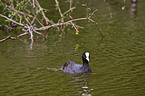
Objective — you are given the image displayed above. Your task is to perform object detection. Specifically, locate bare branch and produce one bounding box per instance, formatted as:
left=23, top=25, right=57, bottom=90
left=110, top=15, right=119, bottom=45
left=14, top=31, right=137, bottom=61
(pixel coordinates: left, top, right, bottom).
left=13, top=9, right=33, bottom=18
left=35, top=0, right=52, bottom=24
left=55, top=0, right=63, bottom=18
left=70, top=21, right=78, bottom=32
left=88, top=9, right=98, bottom=18
left=63, top=7, right=76, bottom=16
left=35, top=17, right=87, bottom=30
left=0, top=14, right=25, bottom=27
left=0, top=0, right=98, bottom=47
left=55, top=0, right=64, bottom=24
left=0, top=35, right=16, bottom=42
left=17, top=32, right=28, bottom=38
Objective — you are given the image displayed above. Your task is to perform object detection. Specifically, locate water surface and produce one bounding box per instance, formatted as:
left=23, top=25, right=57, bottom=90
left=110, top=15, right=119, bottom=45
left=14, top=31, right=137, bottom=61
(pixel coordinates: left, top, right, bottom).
left=0, top=0, right=145, bottom=96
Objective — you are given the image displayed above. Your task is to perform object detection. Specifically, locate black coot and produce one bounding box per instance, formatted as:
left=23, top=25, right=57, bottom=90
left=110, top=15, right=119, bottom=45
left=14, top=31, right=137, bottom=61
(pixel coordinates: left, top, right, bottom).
left=61, top=52, right=92, bottom=74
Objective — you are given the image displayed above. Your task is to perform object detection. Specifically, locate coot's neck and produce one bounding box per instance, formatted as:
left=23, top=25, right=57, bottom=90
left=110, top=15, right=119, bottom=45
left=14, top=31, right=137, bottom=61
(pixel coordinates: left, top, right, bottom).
left=82, top=59, right=92, bottom=72
left=83, top=59, right=89, bottom=65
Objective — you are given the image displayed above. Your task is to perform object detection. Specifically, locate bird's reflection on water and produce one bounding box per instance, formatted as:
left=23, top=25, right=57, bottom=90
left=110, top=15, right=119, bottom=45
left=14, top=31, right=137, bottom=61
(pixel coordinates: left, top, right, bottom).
left=67, top=73, right=94, bottom=96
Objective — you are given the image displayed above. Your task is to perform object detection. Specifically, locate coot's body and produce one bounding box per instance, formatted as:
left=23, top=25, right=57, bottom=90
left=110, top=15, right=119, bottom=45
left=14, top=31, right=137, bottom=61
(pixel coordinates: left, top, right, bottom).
left=61, top=52, right=92, bottom=74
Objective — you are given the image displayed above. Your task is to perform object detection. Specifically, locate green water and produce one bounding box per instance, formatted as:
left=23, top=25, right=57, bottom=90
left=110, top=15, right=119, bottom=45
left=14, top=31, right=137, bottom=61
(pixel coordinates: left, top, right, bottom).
left=0, top=0, right=145, bottom=96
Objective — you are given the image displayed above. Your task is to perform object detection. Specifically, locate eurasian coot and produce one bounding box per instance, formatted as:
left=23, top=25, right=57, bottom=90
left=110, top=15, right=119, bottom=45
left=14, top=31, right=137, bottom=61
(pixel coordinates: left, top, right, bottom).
left=61, top=52, right=92, bottom=74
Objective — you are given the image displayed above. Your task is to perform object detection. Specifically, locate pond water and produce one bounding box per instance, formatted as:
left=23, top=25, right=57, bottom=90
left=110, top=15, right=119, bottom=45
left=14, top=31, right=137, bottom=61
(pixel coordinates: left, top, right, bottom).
left=0, top=0, right=145, bottom=96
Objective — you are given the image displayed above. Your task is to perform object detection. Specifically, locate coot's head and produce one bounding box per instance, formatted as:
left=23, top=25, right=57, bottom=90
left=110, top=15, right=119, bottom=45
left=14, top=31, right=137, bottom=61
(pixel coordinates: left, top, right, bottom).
left=82, top=52, right=90, bottom=64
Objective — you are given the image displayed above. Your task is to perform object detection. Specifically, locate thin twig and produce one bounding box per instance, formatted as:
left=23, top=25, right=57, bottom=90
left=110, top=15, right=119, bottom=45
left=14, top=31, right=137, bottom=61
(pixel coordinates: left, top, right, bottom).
left=13, top=9, right=33, bottom=18
left=55, top=0, right=63, bottom=17
left=88, top=9, right=98, bottom=18
left=70, top=21, right=78, bottom=32
left=35, top=0, right=52, bottom=24
left=55, top=0, right=64, bottom=24
left=0, top=35, right=16, bottom=42
left=35, top=17, right=87, bottom=30
left=88, top=17, right=104, bottom=40
left=17, top=32, right=28, bottom=38
left=63, top=7, right=75, bottom=16
left=0, top=14, right=25, bottom=27
left=0, top=35, right=11, bottom=42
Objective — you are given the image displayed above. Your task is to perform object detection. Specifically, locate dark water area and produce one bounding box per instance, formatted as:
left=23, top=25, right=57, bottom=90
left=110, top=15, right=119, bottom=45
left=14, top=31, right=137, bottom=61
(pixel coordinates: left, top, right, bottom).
left=0, top=0, right=145, bottom=96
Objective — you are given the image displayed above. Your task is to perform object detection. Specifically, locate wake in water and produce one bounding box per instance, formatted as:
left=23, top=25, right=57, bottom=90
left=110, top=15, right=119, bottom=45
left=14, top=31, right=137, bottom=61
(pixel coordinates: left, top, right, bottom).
left=46, top=67, right=61, bottom=71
